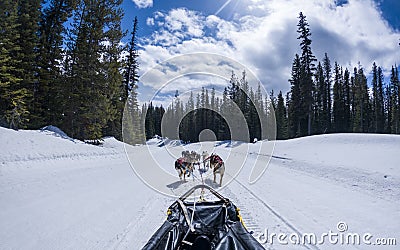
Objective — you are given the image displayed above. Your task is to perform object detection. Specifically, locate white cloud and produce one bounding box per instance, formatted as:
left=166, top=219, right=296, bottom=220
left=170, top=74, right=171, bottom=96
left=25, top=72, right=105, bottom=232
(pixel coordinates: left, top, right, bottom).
left=146, top=17, right=155, bottom=26
left=132, top=0, right=152, bottom=9
left=137, top=0, right=400, bottom=104
left=147, top=8, right=205, bottom=45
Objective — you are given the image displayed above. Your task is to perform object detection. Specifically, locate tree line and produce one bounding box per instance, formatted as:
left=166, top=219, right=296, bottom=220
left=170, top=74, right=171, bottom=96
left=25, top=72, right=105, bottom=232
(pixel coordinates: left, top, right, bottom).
left=141, top=73, right=275, bottom=144
left=143, top=12, right=400, bottom=142
left=1, top=3, right=399, bottom=143
left=281, top=12, right=400, bottom=139
left=0, top=0, right=140, bottom=142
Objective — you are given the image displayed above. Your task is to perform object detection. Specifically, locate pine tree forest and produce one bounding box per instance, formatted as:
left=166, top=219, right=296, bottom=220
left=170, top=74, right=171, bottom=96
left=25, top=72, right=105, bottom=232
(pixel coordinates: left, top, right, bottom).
left=1, top=3, right=399, bottom=144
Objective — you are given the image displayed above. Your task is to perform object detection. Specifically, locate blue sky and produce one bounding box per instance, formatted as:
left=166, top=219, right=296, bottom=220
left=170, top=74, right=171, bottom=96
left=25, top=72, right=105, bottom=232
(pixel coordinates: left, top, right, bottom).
left=119, top=0, right=400, bottom=105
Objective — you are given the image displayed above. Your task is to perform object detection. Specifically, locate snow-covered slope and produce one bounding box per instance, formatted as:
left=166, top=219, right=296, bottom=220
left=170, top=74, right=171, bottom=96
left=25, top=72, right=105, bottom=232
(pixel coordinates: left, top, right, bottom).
left=0, top=126, right=122, bottom=163
left=0, top=127, right=399, bottom=249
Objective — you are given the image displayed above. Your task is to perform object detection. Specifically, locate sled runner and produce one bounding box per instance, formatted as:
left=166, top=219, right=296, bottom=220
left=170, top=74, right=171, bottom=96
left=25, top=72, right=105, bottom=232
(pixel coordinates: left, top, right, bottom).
left=142, top=184, right=264, bottom=250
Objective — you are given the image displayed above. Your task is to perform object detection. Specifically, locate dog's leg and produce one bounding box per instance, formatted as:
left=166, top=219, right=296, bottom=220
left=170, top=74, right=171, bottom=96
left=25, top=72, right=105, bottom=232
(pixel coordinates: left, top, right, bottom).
left=220, top=164, right=225, bottom=186
left=187, top=165, right=191, bottom=177
left=213, top=168, right=216, bottom=183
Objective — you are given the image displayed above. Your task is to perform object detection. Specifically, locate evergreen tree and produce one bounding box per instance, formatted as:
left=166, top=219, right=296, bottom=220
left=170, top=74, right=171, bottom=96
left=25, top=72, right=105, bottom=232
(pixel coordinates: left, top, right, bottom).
left=255, top=83, right=264, bottom=114
left=239, top=70, right=250, bottom=118
left=376, top=65, right=385, bottom=133
left=371, top=62, right=378, bottom=132
left=144, top=102, right=155, bottom=139
left=297, top=12, right=316, bottom=135
left=275, top=91, right=288, bottom=139
left=124, top=16, right=139, bottom=103
left=248, top=87, right=259, bottom=141
left=269, top=90, right=276, bottom=110
left=322, top=53, right=332, bottom=132
left=343, top=68, right=351, bottom=132
left=384, top=82, right=392, bottom=133
left=154, top=105, right=164, bottom=137
left=37, top=0, right=78, bottom=127
left=195, top=92, right=202, bottom=138
left=389, top=66, right=399, bottom=133
left=63, top=0, right=124, bottom=141
left=0, top=0, right=29, bottom=129
left=102, top=0, right=125, bottom=139
left=120, top=16, right=141, bottom=142
left=314, top=62, right=325, bottom=133
left=352, top=66, right=370, bottom=133
left=220, top=88, right=230, bottom=139
left=183, top=91, right=195, bottom=142
left=288, top=54, right=302, bottom=137
left=226, top=71, right=239, bottom=102
left=210, top=87, right=217, bottom=137
left=16, top=0, right=41, bottom=127
left=332, top=62, right=345, bottom=132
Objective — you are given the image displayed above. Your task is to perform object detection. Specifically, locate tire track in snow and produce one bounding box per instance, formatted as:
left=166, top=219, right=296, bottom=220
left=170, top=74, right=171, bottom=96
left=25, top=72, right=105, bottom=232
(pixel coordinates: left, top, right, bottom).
left=269, top=156, right=400, bottom=202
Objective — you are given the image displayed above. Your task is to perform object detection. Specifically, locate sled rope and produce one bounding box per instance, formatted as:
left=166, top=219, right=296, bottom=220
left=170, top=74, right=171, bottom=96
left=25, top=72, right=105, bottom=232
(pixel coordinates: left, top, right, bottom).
left=199, top=164, right=206, bottom=201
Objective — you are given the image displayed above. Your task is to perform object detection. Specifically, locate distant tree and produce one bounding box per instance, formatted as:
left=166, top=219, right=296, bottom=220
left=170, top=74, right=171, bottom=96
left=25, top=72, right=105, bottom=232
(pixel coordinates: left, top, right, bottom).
left=255, top=83, right=264, bottom=114
left=220, top=88, right=230, bottom=139
left=371, top=63, right=385, bottom=133
left=389, top=66, right=400, bottom=133
left=269, top=90, right=276, bottom=110
left=352, top=66, right=370, bottom=132
left=182, top=91, right=195, bottom=142
left=144, top=102, right=155, bottom=139
left=332, top=62, right=345, bottom=132
left=247, top=87, right=260, bottom=141
left=343, top=68, right=351, bottom=132
left=384, top=82, right=392, bottom=133
left=226, top=71, right=239, bottom=102
left=322, top=53, right=332, bottom=132
left=288, top=54, right=302, bottom=137
left=239, top=70, right=250, bottom=119
left=314, top=62, right=325, bottom=133
left=275, top=91, right=288, bottom=139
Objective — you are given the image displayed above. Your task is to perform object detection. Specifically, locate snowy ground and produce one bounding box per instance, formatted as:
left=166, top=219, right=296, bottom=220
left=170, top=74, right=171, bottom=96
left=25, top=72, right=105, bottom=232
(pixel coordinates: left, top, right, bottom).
left=0, top=126, right=399, bottom=249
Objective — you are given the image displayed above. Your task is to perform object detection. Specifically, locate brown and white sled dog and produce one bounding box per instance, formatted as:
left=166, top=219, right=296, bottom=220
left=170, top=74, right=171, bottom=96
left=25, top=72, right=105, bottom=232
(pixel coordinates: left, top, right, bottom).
left=175, top=157, right=193, bottom=181
left=209, top=154, right=225, bottom=186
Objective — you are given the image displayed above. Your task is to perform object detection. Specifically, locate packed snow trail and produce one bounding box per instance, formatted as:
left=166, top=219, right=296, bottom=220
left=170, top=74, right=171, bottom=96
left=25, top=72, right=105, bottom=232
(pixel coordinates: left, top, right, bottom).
left=0, top=127, right=399, bottom=249
left=221, top=176, right=319, bottom=250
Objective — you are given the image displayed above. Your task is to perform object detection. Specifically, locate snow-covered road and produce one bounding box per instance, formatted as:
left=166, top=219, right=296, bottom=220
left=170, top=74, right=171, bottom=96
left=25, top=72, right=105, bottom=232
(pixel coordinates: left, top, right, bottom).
left=0, top=127, right=399, bottom=249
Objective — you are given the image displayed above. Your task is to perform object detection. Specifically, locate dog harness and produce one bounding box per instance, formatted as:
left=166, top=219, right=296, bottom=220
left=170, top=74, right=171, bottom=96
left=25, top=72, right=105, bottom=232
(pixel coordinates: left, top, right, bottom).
left=210, top=155, right=223, bottom=171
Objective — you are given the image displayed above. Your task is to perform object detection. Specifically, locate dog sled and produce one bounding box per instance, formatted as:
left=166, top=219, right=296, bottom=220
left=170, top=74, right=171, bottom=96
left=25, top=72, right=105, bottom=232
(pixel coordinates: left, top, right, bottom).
left=142, top=184, right=264, bottom=250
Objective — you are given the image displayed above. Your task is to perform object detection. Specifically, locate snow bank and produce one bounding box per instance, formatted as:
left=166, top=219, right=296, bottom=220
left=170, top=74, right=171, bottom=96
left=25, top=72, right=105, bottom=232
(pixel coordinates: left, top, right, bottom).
left=0, top=126, right=124, bottom=164
left=276, top=133, right=400, bottom=177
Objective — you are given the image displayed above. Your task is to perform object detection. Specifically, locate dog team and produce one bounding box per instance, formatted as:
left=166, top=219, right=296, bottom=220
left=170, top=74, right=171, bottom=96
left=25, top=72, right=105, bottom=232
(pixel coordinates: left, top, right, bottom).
left=174, top=150, right=225, bottom=186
